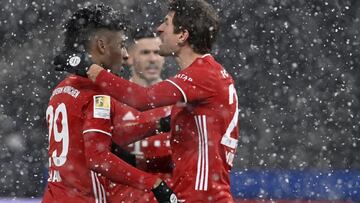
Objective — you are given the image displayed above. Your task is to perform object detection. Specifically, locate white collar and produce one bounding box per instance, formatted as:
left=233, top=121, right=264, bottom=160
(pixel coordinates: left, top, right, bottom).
left=201, top=53, right=211, bottom=58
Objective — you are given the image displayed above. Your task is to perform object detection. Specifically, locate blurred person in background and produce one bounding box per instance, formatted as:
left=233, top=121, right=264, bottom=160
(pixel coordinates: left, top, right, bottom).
left=45, top=4, right=177, bottom=203
left=109, top=26, right=173, bottom=203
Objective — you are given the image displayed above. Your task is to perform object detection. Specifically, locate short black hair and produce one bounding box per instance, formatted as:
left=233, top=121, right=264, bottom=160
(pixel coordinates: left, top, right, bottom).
left=64, top=4, right=128, bottom=52
left=132, top=25, right=156, bottom=41
left=169, top=0, right=219, bottom=54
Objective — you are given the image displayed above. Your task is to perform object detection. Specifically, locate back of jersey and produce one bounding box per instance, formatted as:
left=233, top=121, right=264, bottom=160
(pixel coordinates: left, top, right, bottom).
left=43, top=75, right=103, bottom=202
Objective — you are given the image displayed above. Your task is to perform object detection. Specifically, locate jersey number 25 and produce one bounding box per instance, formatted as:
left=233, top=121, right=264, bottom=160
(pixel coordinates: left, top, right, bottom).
left=221, top=84, right=239, bottom=167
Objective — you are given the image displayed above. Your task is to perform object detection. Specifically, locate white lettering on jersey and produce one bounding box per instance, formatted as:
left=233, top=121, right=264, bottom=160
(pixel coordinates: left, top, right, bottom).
left=221, top=69, right=229, bottom=79
left=174, top=73, right=193, bottom=82
left=154, top=140, right=161, bottom=147
left=175, top=125, right=180, bottom=132
left=221, top=84, right=239, bottom=149
left=141, top=140, right=149, bottom=147
left=50, top=86, right=80, bottom=99
left=132, top=141, right=144, bottom=156
left=48, top=169, right=62, bottom=182
left=93, top=95, right=111, bottom=119
left=221, top=84, right=239, bottom=167
left=165, top=140, right=171, bottom=147
left=225, top=151, right=235, bottom=167
left=47, top=103, right=69, bottom=167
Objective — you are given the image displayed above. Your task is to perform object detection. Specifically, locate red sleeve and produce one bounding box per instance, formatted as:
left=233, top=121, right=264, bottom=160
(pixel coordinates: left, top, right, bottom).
left=165, top=67, right=217, bottom=103
left=83, top=132, right=158, bottom=191
left=82, top=95, right=113, bottom=136
left=111, top=103, right=170, bottom=146
left=95, top=70, right=183, bottom=110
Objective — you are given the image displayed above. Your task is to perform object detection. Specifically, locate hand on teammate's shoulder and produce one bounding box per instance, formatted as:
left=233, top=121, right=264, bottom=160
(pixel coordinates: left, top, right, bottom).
left=53, top=50, right=93, bottom=77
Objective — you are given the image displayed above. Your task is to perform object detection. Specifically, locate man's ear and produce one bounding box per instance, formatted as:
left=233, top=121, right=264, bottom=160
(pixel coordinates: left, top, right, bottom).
left=126, top=55, right=134, bottom=66
left=178, top=29, right=189, bottom=45
left=96, top=38, right=106, bottom=54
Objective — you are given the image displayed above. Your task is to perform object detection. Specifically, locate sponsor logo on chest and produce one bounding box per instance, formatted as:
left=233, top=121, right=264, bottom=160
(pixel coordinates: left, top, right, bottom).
left=174, top=73, right=193, bottom=82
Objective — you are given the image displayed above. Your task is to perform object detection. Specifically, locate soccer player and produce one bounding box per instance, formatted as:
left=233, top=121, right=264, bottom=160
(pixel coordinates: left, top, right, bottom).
left=43, top=4, right=177, bottom=203
left=55, top=0, right=239, bottom=202
left=109, top=27, right=173, bottom=203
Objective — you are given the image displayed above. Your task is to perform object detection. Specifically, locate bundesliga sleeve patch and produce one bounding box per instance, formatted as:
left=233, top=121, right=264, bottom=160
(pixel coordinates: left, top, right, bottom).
left=93, top=95, right=111, bottom=119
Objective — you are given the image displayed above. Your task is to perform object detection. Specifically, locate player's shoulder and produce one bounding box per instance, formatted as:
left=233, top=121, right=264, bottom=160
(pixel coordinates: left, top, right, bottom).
left=189, top=55, right=234, bottom=82
left=50, top=75, right=101, bottom=102
left=60, top=75, right=96, bottom=87
left=174, top=54, right=216, bottom=80
left=204, top=55, right=235, bottom=83
left=189, top=55, right=224, bottom=74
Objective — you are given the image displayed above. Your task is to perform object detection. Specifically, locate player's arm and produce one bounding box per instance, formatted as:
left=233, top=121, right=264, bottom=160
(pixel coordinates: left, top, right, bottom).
left=84, top=133, right=177, bottom=203
left=82, top=96, right=159, bottom=190
left=111, top=104, right=171, bottom=147
left=83, top=96, right=177, bottom=202
left=90, top=65, right=183, bottom=110
left=53, top=52, right=181, bottom=109
left=83, top=131, right=158, bottom=191
left=54, top=55, right=212, bottom=110
left=111, top=105, right=172, bottom=170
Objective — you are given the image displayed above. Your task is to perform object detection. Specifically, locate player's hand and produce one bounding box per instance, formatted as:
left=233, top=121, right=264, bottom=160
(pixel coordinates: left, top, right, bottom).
left=53, top=50, right=93, bottom=77
left=152, top=180, right=178, bottom=203
left=159, top=115, right=171, bottom=132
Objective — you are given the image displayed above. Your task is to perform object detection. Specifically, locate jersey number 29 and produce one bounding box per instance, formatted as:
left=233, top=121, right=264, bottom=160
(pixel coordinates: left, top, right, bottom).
left=46, top=103, right=69, bottom=167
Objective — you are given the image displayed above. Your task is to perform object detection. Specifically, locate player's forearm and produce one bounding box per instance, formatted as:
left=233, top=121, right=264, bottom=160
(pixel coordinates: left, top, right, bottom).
left=88, top=151, right=159, bottom=191
left=94, top=68, right=182, bottom=110
left=114, top=107, right=170, bottom=145
left=84, top=132, right=159, bottom=191
left=112, top=107, right=171, bottom=146
left=112, top=119, right=159, bottom=147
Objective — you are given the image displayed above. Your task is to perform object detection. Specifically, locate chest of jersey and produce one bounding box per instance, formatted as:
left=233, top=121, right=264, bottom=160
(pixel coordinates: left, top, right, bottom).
left=126, top=133, right=171, bottom=157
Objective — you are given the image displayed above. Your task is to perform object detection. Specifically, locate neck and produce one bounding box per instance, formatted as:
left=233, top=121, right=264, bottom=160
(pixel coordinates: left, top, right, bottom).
left=130, top=75, right=162, bottom=87
left=89, top=50, right=108, bottom=70
left=175, top=46, right=204, bottom=70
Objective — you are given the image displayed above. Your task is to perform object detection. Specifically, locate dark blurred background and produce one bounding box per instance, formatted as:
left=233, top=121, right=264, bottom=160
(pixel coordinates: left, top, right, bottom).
left=0, top=0, right=359, bottom=198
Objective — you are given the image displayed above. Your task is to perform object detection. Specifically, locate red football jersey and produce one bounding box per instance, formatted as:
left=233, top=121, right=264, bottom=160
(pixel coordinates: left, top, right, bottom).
left=127, top=132, right=171, bottom=158
left=165, top=54, right=239, bottom=202
left=42, top=75, right=159, bottom=203
left=94, top=54, right=239, bottom=202
left=108, top=107, right=172, bottom=203
left=107, top=172, right=172, bottom=203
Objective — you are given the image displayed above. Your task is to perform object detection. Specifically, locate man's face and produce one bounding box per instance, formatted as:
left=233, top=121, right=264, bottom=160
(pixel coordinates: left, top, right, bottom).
left=156, top=11, right=181, bottom=56
left=103, top=31, right=128, bottom=73
left=129, top=37, right=165, bottom=81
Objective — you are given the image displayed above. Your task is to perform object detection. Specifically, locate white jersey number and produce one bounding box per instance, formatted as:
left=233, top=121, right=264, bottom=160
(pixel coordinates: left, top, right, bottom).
left=46, top=103, right=69, bottom=167
left=221, top=84, right=239, bottom=166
